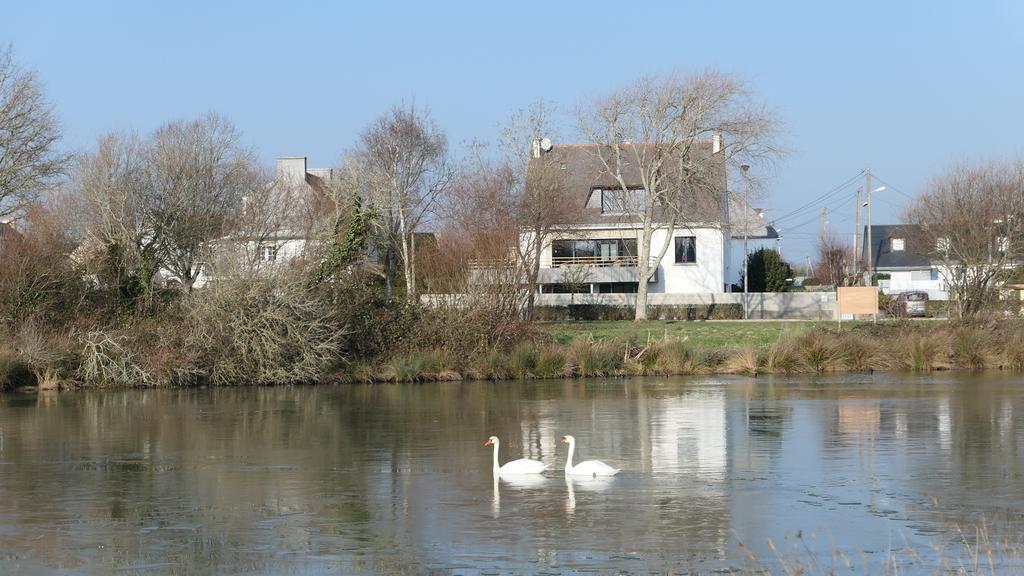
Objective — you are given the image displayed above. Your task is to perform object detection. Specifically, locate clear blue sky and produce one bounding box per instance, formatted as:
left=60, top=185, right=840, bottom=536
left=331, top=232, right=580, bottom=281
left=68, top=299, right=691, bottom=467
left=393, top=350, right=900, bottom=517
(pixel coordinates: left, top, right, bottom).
left=5, top=1, right=1023, bottom=260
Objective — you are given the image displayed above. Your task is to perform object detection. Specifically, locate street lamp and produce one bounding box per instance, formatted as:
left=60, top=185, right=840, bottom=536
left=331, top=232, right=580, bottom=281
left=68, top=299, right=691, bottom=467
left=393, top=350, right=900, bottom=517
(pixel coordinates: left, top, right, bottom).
left=740, top=164, right=750, bottom=319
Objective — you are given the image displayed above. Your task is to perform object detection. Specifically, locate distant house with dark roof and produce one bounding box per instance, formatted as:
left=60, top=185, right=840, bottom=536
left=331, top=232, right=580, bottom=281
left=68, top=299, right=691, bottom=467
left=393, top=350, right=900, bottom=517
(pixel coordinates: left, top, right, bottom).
left=861, top=224, right=948, bottom=299
left=521, top=139, right=777, bottom=295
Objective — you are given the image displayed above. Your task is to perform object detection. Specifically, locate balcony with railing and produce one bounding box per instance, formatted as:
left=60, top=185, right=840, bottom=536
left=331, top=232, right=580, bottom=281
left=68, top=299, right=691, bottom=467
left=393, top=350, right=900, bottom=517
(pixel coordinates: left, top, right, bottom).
left=550, top=255, right=640, bottom=268
left=542, top=254, right=658, bottom=284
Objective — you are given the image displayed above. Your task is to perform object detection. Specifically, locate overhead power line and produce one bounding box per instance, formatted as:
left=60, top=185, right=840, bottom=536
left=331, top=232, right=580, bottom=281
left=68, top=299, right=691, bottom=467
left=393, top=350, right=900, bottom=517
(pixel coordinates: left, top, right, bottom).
left=770, top=170, right=865, bottom=226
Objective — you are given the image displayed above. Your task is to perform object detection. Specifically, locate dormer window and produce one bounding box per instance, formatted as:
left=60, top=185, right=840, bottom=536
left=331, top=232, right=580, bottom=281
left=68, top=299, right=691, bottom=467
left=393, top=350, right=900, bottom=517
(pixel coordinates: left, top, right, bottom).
left=589, top=188, right=646, bottom=214
left=891, top=238, right=905, bottom=252
left=937, top=237, right=951, bottom=253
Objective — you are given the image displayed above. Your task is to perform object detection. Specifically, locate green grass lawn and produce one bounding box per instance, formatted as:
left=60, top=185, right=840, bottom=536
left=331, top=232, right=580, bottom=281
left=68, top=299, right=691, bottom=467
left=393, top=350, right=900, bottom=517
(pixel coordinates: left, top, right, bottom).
left=539, top=320, right=861, bottom=349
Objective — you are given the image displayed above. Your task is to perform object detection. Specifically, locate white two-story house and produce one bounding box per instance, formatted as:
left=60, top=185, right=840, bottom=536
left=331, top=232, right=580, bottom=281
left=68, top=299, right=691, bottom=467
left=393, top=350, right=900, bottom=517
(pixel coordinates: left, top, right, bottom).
left=525, top=140, right=777, bottom=296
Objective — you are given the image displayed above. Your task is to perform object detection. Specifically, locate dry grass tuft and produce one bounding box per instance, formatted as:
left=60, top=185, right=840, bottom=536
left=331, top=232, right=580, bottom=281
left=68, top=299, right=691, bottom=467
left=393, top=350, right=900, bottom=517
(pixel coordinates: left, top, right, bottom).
left=723, top=346, right=760, bottom=375
left=794, top=330, right=843, bottom=373
left=652, top=337, right=699, bottom=375
left=567, top=337, right=622, bottom=377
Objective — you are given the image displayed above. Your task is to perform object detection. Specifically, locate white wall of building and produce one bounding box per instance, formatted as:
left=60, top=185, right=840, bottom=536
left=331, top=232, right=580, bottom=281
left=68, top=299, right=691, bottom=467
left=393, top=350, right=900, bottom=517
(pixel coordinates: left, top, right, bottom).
left=533, top=225, right=727, bottom=294
left=160, top=237, right=310, bottom=289
left=650, top=227, right=724, bottom=293
left=878, top=267, right=949, bottom=300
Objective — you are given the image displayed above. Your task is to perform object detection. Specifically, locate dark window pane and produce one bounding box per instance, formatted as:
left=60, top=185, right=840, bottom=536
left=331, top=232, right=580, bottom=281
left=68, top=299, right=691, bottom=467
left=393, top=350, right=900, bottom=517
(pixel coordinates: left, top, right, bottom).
left=600, top=188, right=646, bottom=213
left=574, top=240, right=596, bottom=259
left=674, top=236, right=696, bottom=264
left=552, top=240, right=573, bottom=258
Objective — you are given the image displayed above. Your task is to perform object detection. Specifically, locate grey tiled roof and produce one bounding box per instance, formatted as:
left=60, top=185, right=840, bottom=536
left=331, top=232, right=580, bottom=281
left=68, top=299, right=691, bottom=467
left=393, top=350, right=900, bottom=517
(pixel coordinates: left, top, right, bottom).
left=526, top=142, right=773, bottom=236
left=861, top=224, right=932, bottom=269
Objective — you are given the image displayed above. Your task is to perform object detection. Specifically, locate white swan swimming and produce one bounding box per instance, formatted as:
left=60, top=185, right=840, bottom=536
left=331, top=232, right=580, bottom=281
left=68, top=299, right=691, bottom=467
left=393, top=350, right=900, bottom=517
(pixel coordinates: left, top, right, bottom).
left=485, top=436, right=547, bottom=475
left=560, top=435, right=620, bottom=477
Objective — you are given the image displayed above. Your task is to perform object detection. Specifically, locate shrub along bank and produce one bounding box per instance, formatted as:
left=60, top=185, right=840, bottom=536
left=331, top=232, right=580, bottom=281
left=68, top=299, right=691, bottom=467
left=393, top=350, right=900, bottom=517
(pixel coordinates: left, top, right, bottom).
left=343, top=320, right=1024, bottom=383
left=5, top=315, right=1024, bottom=390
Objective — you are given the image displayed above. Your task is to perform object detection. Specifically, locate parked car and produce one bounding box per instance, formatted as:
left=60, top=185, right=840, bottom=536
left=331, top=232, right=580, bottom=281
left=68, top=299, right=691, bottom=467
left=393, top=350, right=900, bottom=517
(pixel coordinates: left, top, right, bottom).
left=893, top=291, right=928, bottom=317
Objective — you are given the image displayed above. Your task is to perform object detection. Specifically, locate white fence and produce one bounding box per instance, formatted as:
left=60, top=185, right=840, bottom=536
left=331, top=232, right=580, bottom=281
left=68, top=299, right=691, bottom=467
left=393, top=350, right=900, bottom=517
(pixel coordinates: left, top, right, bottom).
left=423, top=292, right=837, bottom=320
left=535, top=292, right=836, bottom=320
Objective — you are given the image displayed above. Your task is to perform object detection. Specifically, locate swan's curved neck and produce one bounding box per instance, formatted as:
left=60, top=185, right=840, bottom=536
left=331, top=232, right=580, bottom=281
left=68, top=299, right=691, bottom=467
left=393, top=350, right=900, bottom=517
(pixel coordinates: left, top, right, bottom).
left=491, top=440, right=501, bottom=473
left=564, top=440, right=575, bottom=472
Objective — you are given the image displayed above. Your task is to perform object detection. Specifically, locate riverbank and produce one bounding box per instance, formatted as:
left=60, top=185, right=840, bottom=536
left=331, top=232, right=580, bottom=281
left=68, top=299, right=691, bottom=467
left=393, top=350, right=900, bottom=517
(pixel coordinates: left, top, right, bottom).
left=342, top=319, right=1024, bottom=383
left=4, top=318, right=1024, bottom=391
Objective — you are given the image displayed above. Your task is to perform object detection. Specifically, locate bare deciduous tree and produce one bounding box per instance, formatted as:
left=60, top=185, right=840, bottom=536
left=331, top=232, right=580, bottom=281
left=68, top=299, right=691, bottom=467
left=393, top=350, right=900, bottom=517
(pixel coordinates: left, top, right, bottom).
left=146, top=114, right=260, bottom=291
left=578, top=71, right=780, bottom=320
left=75, top=115, right=263, bottom=303
left=904, top=160, right=1024, bottom=318
left=0, top=46, right=70, bottom=220
left=358, top=105, right=452, bottom=299
left=223, top=164, right=301, bottom=274
left=500, top=101, right=579, bottom=319
left=74, top=132, right=156, bottom=301
left=432, top=158, right=526, bottom=318
left=816, top=233, right=852, bottom=287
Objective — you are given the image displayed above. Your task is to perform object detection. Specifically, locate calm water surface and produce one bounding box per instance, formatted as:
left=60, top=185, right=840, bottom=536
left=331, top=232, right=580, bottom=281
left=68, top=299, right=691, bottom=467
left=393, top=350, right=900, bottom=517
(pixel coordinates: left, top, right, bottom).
left=1, top=374, right=1024, bottom=574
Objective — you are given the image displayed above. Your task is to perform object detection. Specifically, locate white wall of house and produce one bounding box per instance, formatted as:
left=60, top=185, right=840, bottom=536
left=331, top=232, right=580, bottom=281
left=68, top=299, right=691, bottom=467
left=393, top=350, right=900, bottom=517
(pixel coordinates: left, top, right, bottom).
left=651, top=227, right=724, bottom=293
left=531, top=224, right=727, bottom=294
left=878, top=267, right=949, bottom=300
left=159, top=237, right=309, bottom=289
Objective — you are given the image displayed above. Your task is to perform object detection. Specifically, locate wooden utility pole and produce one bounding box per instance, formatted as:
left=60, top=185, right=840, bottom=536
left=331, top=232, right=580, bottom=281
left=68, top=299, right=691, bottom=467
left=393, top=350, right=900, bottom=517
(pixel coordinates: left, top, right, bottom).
left=865, top=166, right=873, bottom=285
left=854, top=187, right=862, bottom=275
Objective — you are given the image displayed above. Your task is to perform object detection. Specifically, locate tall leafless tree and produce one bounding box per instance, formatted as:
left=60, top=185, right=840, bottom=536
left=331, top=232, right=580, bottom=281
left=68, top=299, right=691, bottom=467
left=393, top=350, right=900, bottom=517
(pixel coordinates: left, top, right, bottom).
left=499, top=101, right=579, bottom=319
left=0, top=46, right=70, bottom=219
left=74, top=132, right=156, bottom=300
left=816, top=233, right=852, bottom=287
left=146, top=114, right=260, bottom=291
left=75, top=115, right=263, bottom=302
left=904, top=160, right=1024, bottom=318
left=225, top=164, right=303, bottom=274
left=578, top=71, right=781, bottom=320
left=357, top=105, right=452, bottom=299
left=435, top=156, right=525, bottom=316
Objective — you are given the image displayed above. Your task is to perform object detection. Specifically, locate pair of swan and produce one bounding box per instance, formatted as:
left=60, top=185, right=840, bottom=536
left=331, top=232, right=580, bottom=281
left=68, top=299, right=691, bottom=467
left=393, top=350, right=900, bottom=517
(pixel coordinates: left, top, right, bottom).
left=484, top=435, right=620, bottom=477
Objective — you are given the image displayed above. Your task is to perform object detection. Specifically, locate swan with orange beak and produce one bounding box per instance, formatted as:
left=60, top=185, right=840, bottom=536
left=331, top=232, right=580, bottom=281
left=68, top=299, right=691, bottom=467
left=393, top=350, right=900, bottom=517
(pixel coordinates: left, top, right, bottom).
left=560, top=435, right=620, bottom=477
left=484, top=436, right=547, bottom=475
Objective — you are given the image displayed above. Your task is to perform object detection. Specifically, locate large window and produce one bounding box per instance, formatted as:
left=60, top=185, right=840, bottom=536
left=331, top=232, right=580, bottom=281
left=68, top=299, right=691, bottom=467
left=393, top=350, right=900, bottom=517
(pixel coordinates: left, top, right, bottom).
left=674, top=236, right=697, bottom=264
left=590, top=188, right=646, bottom=214
left=551, top=238, right=638, bottom=266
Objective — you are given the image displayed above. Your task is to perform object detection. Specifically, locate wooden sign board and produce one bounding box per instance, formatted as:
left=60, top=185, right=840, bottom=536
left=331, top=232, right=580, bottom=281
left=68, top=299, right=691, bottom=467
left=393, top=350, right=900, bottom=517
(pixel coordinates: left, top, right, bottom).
left=837, top=286, right=879, bottom=316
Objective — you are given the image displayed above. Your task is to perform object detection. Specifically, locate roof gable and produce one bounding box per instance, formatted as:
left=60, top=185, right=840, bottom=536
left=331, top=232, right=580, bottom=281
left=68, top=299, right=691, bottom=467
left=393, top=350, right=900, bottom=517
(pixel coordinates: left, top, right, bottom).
left=525, top=142, right=725, bottom=226
left=862, top=224, right=933, bottom=269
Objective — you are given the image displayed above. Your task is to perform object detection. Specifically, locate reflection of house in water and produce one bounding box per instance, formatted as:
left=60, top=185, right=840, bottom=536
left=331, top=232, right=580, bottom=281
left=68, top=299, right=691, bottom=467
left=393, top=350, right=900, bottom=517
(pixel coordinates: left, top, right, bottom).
left=646, top=389, right=727, bottom=479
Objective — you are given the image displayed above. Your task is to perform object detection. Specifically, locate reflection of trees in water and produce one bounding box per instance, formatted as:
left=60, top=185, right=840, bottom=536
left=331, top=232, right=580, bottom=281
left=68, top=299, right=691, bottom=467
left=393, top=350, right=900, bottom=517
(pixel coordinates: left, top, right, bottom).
left=8, top=376, right=1019, bottom=572
left=0, top=387, right=388, bottom=571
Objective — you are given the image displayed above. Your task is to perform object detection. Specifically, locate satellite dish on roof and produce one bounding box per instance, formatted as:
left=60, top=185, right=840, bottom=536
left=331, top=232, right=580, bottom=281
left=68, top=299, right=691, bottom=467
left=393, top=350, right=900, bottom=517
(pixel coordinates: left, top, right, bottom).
left=539, top=137, right=552, bottom=152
